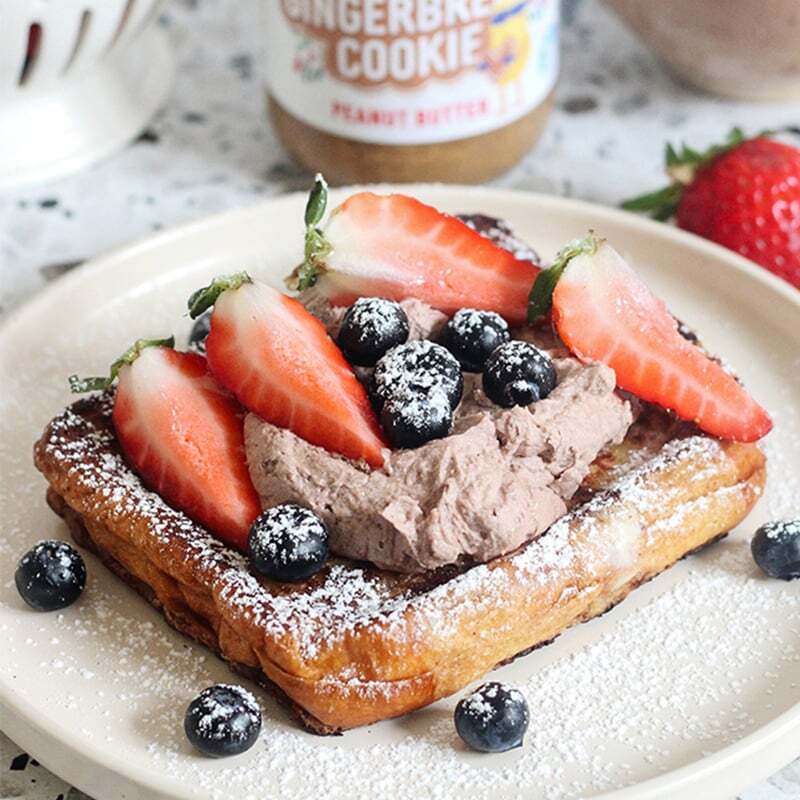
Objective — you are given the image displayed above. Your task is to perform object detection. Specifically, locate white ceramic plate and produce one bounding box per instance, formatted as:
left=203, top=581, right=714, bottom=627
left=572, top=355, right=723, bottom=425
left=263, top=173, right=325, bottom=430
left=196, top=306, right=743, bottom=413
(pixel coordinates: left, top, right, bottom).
left=1, top=187, right=798, bottom=800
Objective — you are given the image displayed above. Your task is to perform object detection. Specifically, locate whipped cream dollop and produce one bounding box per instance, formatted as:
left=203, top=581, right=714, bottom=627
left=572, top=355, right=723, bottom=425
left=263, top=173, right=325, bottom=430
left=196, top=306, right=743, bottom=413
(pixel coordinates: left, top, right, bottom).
left=245, top=298, right=633, bottom=573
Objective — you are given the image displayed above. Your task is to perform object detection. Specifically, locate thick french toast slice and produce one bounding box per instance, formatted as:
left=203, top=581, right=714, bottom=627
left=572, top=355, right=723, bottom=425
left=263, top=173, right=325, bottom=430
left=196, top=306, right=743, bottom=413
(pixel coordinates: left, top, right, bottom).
left=33, top=394, right=765, bottom=733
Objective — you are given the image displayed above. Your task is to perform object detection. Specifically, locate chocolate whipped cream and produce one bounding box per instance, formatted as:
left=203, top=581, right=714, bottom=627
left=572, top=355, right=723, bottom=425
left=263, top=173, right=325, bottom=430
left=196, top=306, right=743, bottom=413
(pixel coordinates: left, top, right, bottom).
left=245, top=298, right=633, bottom=574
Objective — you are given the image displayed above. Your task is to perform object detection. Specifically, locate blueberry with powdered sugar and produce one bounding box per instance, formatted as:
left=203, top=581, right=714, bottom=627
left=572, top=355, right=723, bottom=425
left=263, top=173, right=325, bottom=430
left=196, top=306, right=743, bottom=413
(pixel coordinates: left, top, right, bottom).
left=381, top=387, right=453, bottom=449
left=751, top=519, right=800, bottom=580
left=454, top=681, right=530, bottom=753
left=15, top=540, right=86, bottom=611
left=248, top=504, right=329, bottom=582
left=370, top=339, right=463, bottom=413
left=337, top=297, right=410, bottom=366
left=441, top=308, right=510, bottom=372
left=184, top=684, right=261, bottom=757
left=188, top=310, right=212, bottom=354
left=483, top=340, right=557, bottom=408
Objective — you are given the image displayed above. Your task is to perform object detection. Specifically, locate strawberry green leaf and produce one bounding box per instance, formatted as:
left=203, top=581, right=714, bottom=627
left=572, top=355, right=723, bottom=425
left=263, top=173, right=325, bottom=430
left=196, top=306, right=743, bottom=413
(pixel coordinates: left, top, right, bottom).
left=188, top=272, right=252, bottom=319
left=665, top=142, right=681, bottom=168
left=528, top=234, right=600, bottom=322
left=304, top=173, right=328, bottom=228
left=623, top=127, right=758, bottom=221
left=69, top=336, right=175, bottom=393
left=288, top=175, right=333, bottom=292
left=621, top=183, right=683, bottom=220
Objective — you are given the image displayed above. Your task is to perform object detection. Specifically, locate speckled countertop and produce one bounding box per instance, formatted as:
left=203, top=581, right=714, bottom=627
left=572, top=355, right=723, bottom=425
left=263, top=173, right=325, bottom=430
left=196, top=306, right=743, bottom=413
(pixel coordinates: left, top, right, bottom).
left=1, top=0, right=798, bottom=797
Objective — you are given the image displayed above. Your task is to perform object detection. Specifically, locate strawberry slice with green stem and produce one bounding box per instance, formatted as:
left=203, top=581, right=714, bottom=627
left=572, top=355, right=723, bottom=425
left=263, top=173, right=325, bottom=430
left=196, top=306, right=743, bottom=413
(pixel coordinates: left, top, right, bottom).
left=188, top=272, right=387, bottom=468
left=69, top=339, right=262, bottom=550
left=288, top=175, right=541, bottom=326
left=529, top=235, right=773, bottom=443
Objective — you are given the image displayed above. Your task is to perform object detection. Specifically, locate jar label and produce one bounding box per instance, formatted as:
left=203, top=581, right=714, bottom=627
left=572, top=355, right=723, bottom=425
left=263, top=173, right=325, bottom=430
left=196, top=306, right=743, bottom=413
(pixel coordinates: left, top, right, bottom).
left=265, top=0, right=559, bottom=145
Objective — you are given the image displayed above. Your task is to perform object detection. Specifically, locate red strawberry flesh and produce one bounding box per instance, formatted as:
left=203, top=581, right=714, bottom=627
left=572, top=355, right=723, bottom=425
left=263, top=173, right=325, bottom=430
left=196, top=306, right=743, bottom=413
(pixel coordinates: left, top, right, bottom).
left=112, top=347, right=262, bottom=550
left=205, top=280, right=387, bottom=468
left=548, top=240, right=773, bottom=442
left=310, top=192, right=540, bottom=325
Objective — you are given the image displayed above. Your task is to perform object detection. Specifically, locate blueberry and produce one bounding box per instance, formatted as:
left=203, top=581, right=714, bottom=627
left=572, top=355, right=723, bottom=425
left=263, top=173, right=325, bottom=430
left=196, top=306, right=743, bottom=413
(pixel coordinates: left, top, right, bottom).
left=248, top=504, right=329, bottom=582
left=454, top=682, right=530, bottom=753
left=441, top=308, right=510, bottom=372
left=751, top=520, right=800, bottom=580
left=15, top=540, right=86, bottom=611
left=371, top=340, right=463, bottom=413
left=184, top=684, right=261, bottom=758
left=188, top=310, right=212, bottom=354
left=337, top=298, right=410, bottom=367
left=381, top=389, right=453, bottom=449
left=482, top=341, right=557, bottom=408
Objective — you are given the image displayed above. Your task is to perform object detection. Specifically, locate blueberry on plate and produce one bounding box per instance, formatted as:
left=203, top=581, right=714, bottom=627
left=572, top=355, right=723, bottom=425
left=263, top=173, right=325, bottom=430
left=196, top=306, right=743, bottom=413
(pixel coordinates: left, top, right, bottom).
left=482, top=340, right=557, bottom=408
left=184, top=684, right=261, bottom=758
left=441, top=308, right=510, bottom=372
left=381, top=389, right=454, bottom=449
left=188, top=310, right=212, bottom=354
left=248, top=504, right=329, bottom=582
left=15, top=540, right=86, bottom=611
left=371, top=340, right=463, bottom=413
left=454, top=681, right=530, bottom=753
left=337, top=297, right=410, bottom=367
left=751, top=520, right=800, bottom=580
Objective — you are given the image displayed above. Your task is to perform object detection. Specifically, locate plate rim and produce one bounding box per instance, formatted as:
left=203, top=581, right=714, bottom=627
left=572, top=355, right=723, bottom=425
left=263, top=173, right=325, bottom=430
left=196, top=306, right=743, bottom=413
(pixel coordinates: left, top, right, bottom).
left=1, top=184, right=798, bottom=800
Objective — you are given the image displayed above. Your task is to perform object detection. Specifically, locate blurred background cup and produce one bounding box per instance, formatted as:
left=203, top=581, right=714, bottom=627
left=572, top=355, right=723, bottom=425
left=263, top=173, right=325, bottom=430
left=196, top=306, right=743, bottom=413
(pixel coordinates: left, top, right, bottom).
left=0, top=0, right=173, bottom=189
left=607, top=0, right=800, bottom=102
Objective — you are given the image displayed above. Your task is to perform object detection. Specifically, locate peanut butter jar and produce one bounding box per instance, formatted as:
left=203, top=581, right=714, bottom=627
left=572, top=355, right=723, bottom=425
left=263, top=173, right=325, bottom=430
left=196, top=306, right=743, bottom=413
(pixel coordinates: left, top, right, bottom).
left=264, top=0, right=559, bottom=184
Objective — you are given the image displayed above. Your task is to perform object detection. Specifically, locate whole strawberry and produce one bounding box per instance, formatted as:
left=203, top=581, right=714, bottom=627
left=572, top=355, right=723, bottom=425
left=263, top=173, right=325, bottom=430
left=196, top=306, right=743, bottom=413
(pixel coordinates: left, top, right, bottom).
left=623, top=129, right=800, bottom=289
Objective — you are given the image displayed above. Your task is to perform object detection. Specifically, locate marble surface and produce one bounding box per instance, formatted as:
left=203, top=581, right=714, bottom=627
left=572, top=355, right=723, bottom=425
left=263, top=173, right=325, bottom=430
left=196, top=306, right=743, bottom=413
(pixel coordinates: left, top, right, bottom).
left=1, top=0, right=798, bottom=797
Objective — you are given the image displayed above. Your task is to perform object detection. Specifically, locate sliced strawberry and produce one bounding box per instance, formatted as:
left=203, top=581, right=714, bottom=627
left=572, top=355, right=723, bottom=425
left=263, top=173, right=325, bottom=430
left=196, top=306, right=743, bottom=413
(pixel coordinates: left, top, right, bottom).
left=69, top=340, right=261, bottom=550
left=290, top=176, right=540, bottom=325
left=528, top=236, right=773, bottom=442
left=189, top=274, right=387, bottom=468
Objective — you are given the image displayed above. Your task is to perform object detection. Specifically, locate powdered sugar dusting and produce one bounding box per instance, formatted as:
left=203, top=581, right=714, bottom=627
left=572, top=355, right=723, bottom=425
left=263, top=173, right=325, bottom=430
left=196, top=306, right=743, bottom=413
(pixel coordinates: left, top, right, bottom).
left=340, top=297, right=408, bottom=345
left=449, top=308, right=509, bottom=340
left=188, top=684, right=261, bottom=743
left=371, top=339, right=462, bottom=413
left=374, top=340, right=461, bottom=394
left=250, top=504, right=326, bottom=566
left=382, top=386, right=453, bottom=435
left=134, top=540, right=800, bottom=800
left=763, top=519, right=800, bottom=540
left=459, top=681, right=527, bottom=725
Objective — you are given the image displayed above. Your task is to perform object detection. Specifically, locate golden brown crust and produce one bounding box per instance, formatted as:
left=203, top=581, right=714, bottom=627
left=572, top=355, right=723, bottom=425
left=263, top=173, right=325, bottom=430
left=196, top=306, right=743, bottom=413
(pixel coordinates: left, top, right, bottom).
left=33, top=395, right=766, bottom=733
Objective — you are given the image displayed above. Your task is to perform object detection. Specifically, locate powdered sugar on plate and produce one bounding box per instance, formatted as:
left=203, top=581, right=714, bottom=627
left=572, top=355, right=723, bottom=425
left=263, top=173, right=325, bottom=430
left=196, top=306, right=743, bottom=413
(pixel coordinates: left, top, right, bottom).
left=134, top=540, right=800, bottom=800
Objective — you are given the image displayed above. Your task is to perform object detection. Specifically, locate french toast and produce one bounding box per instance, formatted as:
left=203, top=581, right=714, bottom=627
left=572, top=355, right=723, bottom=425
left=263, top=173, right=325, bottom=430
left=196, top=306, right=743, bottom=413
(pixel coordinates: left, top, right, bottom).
left=33, top=393, right=765, bottom=733
left=31, top=200, right=771, bottom=735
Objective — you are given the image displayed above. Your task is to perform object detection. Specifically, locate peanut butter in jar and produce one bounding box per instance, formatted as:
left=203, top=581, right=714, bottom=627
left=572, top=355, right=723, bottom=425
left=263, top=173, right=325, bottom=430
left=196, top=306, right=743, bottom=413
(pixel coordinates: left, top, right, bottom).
left=264, top=0, right=559, bottom=183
